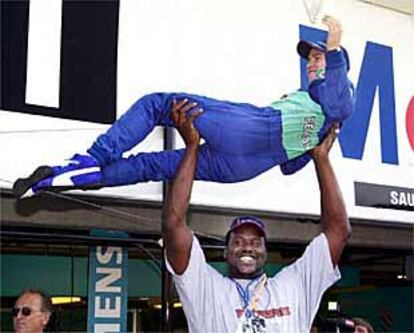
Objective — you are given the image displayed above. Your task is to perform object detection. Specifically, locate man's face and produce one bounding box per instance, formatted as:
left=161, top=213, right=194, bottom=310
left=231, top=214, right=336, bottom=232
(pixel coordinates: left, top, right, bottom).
left=307, top=48, right=326, bottom=82
left=225, top=224, right=267, bottom=279
left=13, top=293, right=50, bottom=333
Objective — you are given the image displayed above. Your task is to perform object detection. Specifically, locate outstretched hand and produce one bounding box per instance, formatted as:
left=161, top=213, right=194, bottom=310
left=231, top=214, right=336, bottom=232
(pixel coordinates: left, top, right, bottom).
left=311, top=123, right=339, bottom=160
left=322, top=15, right=342, bottom=51
left=171, top=99, right=203, bottom=147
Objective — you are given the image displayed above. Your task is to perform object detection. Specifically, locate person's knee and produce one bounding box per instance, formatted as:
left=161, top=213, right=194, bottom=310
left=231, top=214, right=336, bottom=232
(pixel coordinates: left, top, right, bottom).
left=138, top=92, right=174, bottom=117
left=140, top=92, right=172, bottom=104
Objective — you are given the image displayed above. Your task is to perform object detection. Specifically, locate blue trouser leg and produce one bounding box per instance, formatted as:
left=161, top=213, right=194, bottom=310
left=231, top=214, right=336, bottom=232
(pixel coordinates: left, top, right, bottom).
left=102, top=144, right=281, bottom=186
left=91, top=92, right=286, bottom=185
left=88, top=92, right=175, bottom=166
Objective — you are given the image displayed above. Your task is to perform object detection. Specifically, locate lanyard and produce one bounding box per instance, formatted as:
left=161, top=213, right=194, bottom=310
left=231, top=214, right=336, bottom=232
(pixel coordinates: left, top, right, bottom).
left=233, top=274, right=267, bottom=317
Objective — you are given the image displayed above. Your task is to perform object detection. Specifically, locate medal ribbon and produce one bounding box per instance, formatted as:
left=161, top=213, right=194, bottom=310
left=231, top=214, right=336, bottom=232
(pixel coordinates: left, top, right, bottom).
left=233, top=274, right=267, bottom=317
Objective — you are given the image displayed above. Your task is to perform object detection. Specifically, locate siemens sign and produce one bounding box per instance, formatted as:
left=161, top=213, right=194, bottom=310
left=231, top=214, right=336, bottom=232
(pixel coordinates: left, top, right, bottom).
left=87, top=230, right=128, bottom=333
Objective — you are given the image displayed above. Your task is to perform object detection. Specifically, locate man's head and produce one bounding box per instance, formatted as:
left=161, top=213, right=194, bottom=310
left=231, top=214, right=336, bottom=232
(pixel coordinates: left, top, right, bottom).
left=13, top=289, right=52, bottom=333
left=297, top=40, right=350, bottom=82
left=353, top=317, right=374, bottom=333
left=224, top=216, right=267, bottom=279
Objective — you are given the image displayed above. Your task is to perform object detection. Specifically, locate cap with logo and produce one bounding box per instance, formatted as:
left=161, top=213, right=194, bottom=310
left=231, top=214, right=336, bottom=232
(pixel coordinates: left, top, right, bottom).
left=225, top=216, right=267, bottom=244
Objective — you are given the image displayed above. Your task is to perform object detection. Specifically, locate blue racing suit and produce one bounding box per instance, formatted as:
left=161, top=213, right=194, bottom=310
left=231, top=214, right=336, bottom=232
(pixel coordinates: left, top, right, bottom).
left=88, top=49, right=354, bottom=186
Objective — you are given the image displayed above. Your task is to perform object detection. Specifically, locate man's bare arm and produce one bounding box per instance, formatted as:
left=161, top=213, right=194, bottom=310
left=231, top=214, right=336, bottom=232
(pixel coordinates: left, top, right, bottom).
left=311, top=124, right=351, bottom=266
left=162, top=99, right=203, bottom=274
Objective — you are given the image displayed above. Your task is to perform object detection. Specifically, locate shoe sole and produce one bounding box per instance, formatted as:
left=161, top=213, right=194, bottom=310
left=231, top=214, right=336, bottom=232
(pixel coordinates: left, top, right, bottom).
left=12, top=166, right=54, bottom=199
left=45, top=183, right=104, bottom=193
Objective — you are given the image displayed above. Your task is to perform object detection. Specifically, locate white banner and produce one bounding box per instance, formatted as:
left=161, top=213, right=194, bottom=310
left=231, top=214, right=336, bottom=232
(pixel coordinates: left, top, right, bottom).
left=1, top=0, right=413, bottom=223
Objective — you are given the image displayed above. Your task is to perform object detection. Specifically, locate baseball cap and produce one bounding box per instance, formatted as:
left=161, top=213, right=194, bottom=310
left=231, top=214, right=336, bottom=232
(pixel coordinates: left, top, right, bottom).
left=297, top=40, right=327, bottom=59
left=225, top=216, right=267, bottom=244
left=297, top=40, right=350, bottom=71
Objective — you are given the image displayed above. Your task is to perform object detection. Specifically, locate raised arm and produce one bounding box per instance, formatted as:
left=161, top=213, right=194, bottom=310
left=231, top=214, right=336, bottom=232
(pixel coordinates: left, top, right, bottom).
left=162, top=99, right=203, bottom=274
left=309, top=16, right=355, bottom=121
left=311, top=124, right=351, bottom=266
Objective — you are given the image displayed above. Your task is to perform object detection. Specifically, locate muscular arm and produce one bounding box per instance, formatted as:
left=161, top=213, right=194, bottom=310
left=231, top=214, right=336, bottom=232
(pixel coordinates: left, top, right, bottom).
left=312, top=125, right=351, bottom=266
left=162, top=99, right=202, bottom=274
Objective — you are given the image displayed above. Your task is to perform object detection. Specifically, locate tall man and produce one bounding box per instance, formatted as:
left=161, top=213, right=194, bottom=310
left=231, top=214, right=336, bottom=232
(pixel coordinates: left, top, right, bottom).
left=162, top=99, right=351, bottom=332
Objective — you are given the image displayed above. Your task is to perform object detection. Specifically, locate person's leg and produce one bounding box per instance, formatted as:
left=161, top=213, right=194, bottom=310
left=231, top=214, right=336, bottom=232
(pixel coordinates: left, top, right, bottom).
left=101, top=144, right=280, bottom=186
left=89, top=92, right=176, bottom=166
left=14, top=139, right=281, bottom=198
left=15, top=146, right=210, bottom=196
left=12, top=154, right=100, bottom=198
left=13, top=95, right=285, bottom=197
left=89, top=93, right=280, bottom=164
left=13, top=92, right=180, bottom=198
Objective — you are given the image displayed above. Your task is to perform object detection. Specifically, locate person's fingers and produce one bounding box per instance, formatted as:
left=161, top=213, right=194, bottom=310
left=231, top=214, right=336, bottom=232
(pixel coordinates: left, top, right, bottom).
left=323, top=15, right=339, bottom=24
left=173, top=99, right=188, bottom=121
left=171, top=98, right=203, bottom=132
left=172, top=99, right=187, bottom=115
left=180, top=101, right=198, bottom=115
left=175, top=99, right=191, bottom=124
left=322, top=15, right=332, bottom=26
left=188, top=109, right=204, bottom=123
left=171, top=99, right=179, bottom=124
left=328, top=126, right=337, bottom=140
left=323, top=15, right=341, bottom=31
left=176, top=98, right=188, bottom=109
left=331, top=122, right=340, bottom=135
left=325, top=123, right=339, bottom=148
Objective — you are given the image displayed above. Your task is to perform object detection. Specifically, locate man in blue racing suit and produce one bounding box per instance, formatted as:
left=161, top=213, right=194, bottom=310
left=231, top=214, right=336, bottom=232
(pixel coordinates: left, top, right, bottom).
left=13, top=16, right=354, bottom=198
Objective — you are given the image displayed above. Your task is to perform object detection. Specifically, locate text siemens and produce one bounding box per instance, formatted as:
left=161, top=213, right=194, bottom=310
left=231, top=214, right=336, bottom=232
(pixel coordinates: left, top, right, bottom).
left=94, top=247, right=123, bottom=332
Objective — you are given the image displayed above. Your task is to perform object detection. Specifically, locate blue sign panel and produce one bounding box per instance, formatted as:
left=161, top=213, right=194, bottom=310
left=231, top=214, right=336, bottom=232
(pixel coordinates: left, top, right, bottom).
left=87, top=230, right=128, bottom=333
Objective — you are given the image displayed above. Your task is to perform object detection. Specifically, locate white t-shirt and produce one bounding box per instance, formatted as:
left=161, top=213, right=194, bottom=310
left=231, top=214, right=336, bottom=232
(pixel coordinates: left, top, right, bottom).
left=166, top=233, right=340, bottom=333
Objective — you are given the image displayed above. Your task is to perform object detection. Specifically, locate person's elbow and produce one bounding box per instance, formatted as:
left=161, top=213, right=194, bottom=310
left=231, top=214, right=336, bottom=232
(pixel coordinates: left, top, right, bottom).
left=325, top=212, right=352, bottom=244
left=324, top=85, right=355, bottom=121
left=338, top=85, right=355, bottom=120
left=338, top=216, right=352, bottom=244
left=342, top=217, right=352, bottom=242
left=161, top=207, right=183, bottom=234
left=341, top=93, right=355, bottom=120
left=326, top=99, right=354, bottom=122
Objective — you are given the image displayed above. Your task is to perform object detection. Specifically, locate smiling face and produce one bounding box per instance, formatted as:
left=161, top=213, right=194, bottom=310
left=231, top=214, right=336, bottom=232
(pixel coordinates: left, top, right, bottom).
left=13, top=292, right=50, bottom=333
left=225, top=224, right=267, bottom=279
left=307, top=48, right=326, bottom=82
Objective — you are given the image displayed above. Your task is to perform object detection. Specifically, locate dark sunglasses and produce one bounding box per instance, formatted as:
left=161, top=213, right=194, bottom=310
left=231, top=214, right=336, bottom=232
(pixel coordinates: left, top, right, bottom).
left=12, top=306, right=39, bottom=317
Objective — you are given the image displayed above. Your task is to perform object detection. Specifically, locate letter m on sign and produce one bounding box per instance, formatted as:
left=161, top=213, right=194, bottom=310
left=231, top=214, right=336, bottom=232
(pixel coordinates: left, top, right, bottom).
left=340, top=42, right=399, bottom=165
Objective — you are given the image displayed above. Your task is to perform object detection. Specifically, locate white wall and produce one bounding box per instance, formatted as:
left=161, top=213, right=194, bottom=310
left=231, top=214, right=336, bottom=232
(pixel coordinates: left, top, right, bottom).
left=1, top=0, right=413, bottom=223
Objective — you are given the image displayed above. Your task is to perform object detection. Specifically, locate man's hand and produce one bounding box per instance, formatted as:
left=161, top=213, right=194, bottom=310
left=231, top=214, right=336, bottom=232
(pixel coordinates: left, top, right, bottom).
left=311, top=122, right=339, bottom=161
left=322, top=15, right=342, bottom=51
left=172, top=99, right=203, bottom=147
